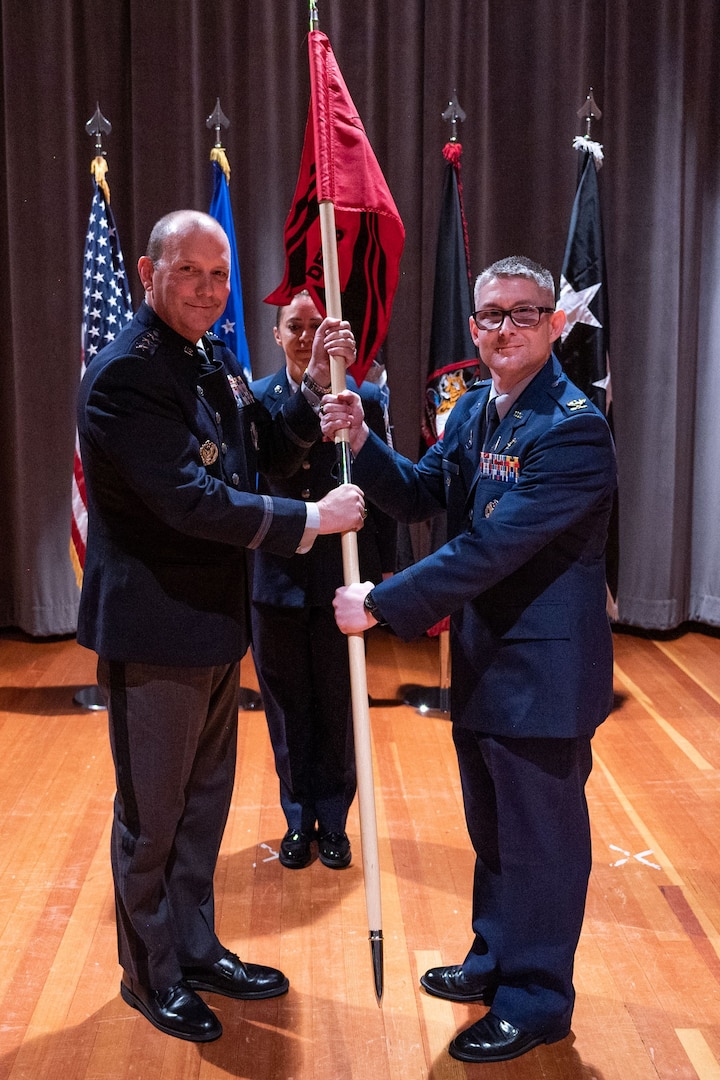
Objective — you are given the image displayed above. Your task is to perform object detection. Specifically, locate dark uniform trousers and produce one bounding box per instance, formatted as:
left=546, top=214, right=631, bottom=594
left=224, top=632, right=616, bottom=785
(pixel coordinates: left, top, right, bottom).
left=252, top=603, right=355, bottom=836
left=453, top=726, right=593, bottom=1032
left=99, top=658, right=240, bottom=989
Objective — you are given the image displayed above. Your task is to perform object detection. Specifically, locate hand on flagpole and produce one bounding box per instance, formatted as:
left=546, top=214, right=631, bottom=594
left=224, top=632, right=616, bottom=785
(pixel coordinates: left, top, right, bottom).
left=305, top=317, right=357, bottom=389
left=316, top=483, right=367, bottom=534
left=320, top=389, right=369, bottom=454
left=333, top=581, right=376, bottom=633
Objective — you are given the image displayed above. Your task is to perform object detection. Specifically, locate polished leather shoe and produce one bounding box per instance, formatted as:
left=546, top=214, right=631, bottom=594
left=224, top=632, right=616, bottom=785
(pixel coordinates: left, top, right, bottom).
left=120, top=976, right=221, bottom=1042
left=449, top=1011, right=570, bottom=1063
left=420, top=964, right=494, bottom=1003
left=182, top=950, right=289, bottom=1000
left=279, top=828, right=313, bottom=868
left=317, top=831, right=352, bottom=868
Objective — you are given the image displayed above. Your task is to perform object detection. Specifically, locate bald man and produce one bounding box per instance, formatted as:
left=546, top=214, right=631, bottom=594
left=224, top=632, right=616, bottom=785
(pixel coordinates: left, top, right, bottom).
left=77, top=211, right=364, bottom=1042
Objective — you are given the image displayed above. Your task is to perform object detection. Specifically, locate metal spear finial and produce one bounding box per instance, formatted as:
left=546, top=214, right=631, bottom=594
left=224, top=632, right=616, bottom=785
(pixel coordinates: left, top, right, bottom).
left=577, top=88, right=602, bottom=139
left=85, top=103, right=112, bottom=156
left=309, top=0, right=319, bottom=32
left=441, top=91, right=466, bottom=143
left=206, top=98, right=230, bottom=149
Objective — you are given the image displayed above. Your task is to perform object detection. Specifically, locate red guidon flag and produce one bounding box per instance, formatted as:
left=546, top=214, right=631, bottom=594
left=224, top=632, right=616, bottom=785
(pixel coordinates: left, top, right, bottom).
left=264, top=30, right=404, bottom=384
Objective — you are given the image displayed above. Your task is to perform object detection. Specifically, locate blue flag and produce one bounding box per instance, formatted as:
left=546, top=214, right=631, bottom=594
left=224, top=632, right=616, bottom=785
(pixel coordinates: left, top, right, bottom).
left=209, top=158, right=251, bottom=381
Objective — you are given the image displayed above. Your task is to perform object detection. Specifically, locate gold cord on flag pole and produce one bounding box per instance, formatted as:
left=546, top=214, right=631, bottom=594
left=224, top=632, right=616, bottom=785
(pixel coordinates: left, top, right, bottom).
left=90, top=156, right=110, bottom=204
left=206, top=98, right=231, bottom=181
left=85, top=103, right=112, bottom=203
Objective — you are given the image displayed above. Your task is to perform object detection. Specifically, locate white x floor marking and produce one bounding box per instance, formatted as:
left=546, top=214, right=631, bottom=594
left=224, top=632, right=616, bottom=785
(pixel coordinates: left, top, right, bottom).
left=609, top=844, right=661, bottom=869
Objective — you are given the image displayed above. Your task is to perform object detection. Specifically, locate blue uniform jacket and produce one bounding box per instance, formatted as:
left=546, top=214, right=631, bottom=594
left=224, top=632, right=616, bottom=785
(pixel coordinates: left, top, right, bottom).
left=250, top=369, right=397, bottom=606
left=77, top=303, right=321, bottom=666
left=353, top=355, right=617, bottom=738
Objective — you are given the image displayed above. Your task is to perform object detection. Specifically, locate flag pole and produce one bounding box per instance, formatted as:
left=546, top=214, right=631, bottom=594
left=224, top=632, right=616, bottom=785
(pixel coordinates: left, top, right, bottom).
left=311, top=8, right=383, bottom=1001
left=72, top=105, right=115, bottom=714
left=205, top=100, right=263, bottom=710
left=319, top=188, right=384, bottom=1010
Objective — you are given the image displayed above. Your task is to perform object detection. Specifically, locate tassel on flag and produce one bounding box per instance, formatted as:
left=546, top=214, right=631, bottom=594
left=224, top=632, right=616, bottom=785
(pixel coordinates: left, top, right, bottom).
left=208, top=149, right=252, bottom=382
left=71, top=153, right=133, bottom=586
left=265, top=30, right=404, bottom=385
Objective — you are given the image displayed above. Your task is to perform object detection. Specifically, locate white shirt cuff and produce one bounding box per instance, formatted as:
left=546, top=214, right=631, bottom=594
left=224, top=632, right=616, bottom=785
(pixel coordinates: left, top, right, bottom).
left=296, top=502, right=320, bottom=553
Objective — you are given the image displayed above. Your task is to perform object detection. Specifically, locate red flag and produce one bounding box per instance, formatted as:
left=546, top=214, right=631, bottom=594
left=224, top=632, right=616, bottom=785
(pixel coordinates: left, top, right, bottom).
left=264, top=30, right=404, bottom=384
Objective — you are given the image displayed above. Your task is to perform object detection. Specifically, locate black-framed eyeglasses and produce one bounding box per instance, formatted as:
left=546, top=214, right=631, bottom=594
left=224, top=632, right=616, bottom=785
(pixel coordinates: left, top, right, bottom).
left=471, top=305, right=555, bottom=331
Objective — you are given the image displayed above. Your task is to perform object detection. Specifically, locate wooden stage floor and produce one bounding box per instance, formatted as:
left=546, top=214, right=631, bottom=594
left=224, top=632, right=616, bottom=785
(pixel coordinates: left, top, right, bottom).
left=1, top=624, right=719, bottom=1079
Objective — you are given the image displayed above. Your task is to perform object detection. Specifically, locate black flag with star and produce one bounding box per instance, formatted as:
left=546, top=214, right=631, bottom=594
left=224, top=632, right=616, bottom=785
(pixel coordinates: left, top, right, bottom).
left=557, top=139, right=618, bottom=609
left=556, top=141, right=610, bottom=414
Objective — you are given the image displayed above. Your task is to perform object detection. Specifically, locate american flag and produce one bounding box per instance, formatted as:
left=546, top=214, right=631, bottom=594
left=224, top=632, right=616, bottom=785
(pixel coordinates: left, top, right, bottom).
left=70, top=175, right=133, bottom=584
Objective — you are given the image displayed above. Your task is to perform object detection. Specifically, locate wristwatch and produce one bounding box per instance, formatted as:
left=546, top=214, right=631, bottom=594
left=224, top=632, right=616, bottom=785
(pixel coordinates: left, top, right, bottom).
left=363, top=590, right=387, bottom=627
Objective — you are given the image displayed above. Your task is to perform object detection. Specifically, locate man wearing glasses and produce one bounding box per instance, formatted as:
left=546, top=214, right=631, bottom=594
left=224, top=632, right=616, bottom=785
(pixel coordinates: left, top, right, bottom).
left=325, top=256, right=617, bottom=1063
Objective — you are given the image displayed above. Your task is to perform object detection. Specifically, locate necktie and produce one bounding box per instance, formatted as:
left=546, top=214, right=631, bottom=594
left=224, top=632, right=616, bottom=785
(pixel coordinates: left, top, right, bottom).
left=483, top=398, right=500, bottom=450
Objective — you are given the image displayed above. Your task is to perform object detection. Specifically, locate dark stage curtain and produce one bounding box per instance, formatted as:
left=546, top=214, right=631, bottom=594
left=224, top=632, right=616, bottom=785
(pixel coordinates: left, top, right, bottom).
left=1, top=0, right=719, bottom=636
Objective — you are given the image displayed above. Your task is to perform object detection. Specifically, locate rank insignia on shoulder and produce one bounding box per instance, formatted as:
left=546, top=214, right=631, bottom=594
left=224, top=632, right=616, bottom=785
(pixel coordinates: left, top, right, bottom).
left=133, top=328, right=162, bottom=355
left=567, top=397, right=588, bottom=411
left=199, top=440, right=219, bottom=466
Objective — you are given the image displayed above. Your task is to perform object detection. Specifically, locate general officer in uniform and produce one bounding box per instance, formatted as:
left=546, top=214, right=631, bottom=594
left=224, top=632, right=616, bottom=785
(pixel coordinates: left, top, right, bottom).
left=324, top=255, right=617, bottom=1064
left=77, top=210, right=364, bottom=1042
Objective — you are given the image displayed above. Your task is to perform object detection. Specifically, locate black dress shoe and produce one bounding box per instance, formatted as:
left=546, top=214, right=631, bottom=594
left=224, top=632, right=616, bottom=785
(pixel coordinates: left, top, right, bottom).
left=279, top=828, right=313, bottom=868
left=449, top=1011, right=571, bottom=1063
left=317, top=831, right=351, bottom=868
left=420, top=964, right=494, bottom=1003
left=183, top=950, right=289, bottom=1000
left=120, top=977, right=222, bottom=1042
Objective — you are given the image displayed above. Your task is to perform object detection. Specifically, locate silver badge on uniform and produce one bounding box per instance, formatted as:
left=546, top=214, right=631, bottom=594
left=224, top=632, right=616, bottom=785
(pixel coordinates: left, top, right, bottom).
left=199, top=440, right=219, bottom=466
left=484, top=499, right=499, bottom=517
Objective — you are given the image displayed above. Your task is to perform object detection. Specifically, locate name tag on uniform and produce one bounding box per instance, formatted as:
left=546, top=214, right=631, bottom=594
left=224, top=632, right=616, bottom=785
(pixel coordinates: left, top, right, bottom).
left=478, top=452, right=520, bottom=483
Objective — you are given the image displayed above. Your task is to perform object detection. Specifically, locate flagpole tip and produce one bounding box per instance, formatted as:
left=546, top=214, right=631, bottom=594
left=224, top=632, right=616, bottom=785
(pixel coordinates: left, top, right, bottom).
left=370, top=931, right=384, bottom=1003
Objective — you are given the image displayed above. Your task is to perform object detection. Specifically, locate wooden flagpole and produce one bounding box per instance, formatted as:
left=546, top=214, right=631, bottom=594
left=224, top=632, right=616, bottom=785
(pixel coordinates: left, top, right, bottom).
left=318, top=197, right=384, bottom=1003
left=306, top=0, right=383, bottom=999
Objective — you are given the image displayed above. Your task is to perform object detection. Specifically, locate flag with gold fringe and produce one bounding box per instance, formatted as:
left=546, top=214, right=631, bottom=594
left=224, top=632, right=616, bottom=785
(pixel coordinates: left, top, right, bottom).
left=209, top=148, right=251, bottom=381
left=70, top=158, right=132, bottom=585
